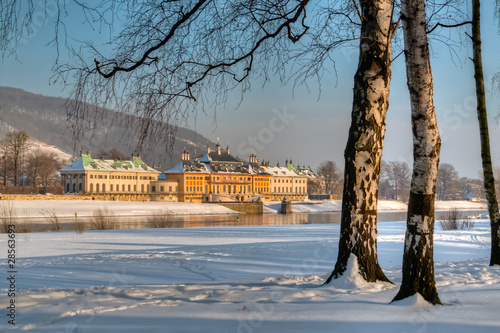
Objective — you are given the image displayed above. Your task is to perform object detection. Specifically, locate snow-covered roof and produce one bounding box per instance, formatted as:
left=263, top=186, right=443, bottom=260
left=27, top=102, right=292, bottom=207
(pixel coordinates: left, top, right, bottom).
left=164, top=161, right=210, bottom=174
left=198, top=153, right=210, bottom=163
left=261, top=165, right=307, bottom=178
left=59, top=154, right=160, bottom=174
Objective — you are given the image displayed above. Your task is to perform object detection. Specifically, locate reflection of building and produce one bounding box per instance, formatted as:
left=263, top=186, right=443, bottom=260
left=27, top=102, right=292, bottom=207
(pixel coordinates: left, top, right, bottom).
left=59, top=152, right=160, bottom=200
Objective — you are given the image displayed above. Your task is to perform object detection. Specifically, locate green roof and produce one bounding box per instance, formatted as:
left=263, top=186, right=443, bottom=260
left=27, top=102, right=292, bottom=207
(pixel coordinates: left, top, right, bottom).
left=60, top=154, right=159, bottom=173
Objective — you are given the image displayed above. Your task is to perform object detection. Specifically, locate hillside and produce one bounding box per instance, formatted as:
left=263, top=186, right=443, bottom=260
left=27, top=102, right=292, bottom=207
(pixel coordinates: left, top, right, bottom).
left=0, top=86, right=214, bottom=169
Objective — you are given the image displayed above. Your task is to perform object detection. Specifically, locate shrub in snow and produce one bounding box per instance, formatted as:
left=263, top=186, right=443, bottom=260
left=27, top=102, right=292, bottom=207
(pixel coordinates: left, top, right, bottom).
left=439, top=208, right=475, bottom=231
left=0, top=201, right=17, bottom=233
left=90, top=207, right=116, bottom=230
left=148, top=210, right=175, bottom=228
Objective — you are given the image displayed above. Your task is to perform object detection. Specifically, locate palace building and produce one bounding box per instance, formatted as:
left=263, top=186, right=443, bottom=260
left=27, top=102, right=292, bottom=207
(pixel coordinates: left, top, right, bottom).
left=59, top=152, right=161, bottom=200
left=59, top=142, right=314, bottom=202
left=162, top=141, right=311, bottom=202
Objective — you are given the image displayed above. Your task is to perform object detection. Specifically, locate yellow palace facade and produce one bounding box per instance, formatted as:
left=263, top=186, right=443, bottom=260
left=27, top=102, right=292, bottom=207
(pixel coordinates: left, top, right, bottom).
left=60, top=144, right=312, bottom=202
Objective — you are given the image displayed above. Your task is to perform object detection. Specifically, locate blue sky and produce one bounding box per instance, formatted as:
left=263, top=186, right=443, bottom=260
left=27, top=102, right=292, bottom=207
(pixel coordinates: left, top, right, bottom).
left=1, top=1, right=499, bottom=178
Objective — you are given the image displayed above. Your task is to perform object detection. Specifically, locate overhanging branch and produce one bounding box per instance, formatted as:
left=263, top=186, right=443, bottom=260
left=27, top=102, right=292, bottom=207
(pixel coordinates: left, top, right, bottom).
left=427, top=21, right=472, bottom=34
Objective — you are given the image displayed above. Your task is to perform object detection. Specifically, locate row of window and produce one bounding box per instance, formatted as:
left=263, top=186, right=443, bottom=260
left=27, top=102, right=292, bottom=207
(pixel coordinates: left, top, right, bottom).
left=185, top=185, right=269, bottom=194
left=91, top=175, right=154, bottom=180
left=271, top=178, right=306, bottom=184
left=89, top=183, right=148, bottom=193
left=63, top=174, right=84, bottom=179
left=185, top=175, right=252, bottom=182
left=183, top=175, right=306, bottom=184
left=274, top=186, right=306, bottom=194
left=86, top=183, right=178, bottom=193
left=63, top=173, right=155, bottom=180
left=186, top=176, right=209, bottom=181
left=254, top=177, right=269, bottom=182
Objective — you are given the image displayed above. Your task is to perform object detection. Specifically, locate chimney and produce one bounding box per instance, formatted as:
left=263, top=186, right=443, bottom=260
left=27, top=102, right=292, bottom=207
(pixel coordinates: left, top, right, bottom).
left=181, top=149, right=190, bottom=162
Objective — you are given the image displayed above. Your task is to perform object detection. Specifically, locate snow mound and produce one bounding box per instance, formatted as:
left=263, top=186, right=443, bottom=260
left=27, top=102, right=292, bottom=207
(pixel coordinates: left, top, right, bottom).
left=392, top=293, right=432, bottom=307
left=329, top=254, right=369, bottom=290
left=263, top=275, right=325, bottom=286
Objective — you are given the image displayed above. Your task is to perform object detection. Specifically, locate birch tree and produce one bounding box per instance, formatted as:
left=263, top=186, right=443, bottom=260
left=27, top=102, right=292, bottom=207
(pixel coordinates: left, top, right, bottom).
left=393, top=0, right=442, bottom=304
left=325, top=0, right=396, bottom=284
left=471, top=0, right=500, bottom=266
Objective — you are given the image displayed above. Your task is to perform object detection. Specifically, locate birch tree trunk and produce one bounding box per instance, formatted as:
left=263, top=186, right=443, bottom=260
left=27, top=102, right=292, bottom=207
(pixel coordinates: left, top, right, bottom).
left=393, top=0, right=441, bottom=304
left=326, top=0, right=394, bottom=284
left=472, top=0, right=500, bottom=266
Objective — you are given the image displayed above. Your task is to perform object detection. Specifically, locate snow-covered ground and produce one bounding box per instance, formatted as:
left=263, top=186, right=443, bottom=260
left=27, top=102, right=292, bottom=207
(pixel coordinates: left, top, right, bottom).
left=3, top=200, right=238, bottom=218
left=264, top=199, right=486, bottom=213
left=1, top=218, right=499, bottom=332
left=2, top=199, right=486, bottom=218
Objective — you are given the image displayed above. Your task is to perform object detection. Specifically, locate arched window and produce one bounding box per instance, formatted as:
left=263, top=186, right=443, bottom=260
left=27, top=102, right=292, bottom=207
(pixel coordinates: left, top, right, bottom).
left=141, top=184, right=145, bottom=193
left=66, top=183, right=70, bottom=193
left=90, top=183, right=94, bottom=193
left=102, top=184, right=106, bottom=193
left=96, top=183, right=100, bottom=193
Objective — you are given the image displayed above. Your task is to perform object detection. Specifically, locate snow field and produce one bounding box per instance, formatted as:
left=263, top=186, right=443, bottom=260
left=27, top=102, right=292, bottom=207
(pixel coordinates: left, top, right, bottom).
left=0, top=220, right=499, bottom=332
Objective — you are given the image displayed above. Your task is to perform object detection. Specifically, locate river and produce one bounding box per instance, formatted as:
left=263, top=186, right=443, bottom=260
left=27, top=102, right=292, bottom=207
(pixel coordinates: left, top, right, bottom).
left=14, top=209, right=488, bottom=232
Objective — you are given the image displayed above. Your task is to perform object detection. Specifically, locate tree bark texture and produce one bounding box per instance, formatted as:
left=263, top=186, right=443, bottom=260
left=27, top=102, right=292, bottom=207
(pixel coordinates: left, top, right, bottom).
left=326, top=0, right=394, bottom=284
left=393, top=0, right=441, bottom=304
left=472, top=0, right=500, bottom=266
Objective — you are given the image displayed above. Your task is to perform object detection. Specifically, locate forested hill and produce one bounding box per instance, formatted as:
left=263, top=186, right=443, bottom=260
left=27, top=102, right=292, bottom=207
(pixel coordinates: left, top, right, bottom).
left=0, top=86, right=214, bottom=169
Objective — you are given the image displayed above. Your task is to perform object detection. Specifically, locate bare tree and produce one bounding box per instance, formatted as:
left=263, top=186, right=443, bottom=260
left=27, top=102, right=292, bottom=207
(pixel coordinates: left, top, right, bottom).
left=437, top=163, right=459, bottom=200
left=470, top=0, right=500, bottom=266
left=316, top=160, right=342, bottom=195
left=0, top=142, right=7, bottom=186
left=307, top=178, right=324, bottom=196
left=3, top=131, right=29, bottom=186
left=459, top=177, right=485, bottom=200
left=382, top=161, right=411, bottom=201
left=393, top=0, right=442, bottom=304
left=25, top=149, right=60, bottom=187
left=378, top=177, right=393, bottom=200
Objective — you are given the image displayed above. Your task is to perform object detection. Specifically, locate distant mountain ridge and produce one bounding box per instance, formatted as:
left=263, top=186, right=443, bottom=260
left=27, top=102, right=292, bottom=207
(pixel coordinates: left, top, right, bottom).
left=0, top=86, right=214, bottom=169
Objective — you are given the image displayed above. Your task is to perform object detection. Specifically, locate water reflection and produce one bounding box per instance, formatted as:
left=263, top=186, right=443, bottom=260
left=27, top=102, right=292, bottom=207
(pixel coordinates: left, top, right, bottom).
left=18, top=209, right=486, bottom=232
